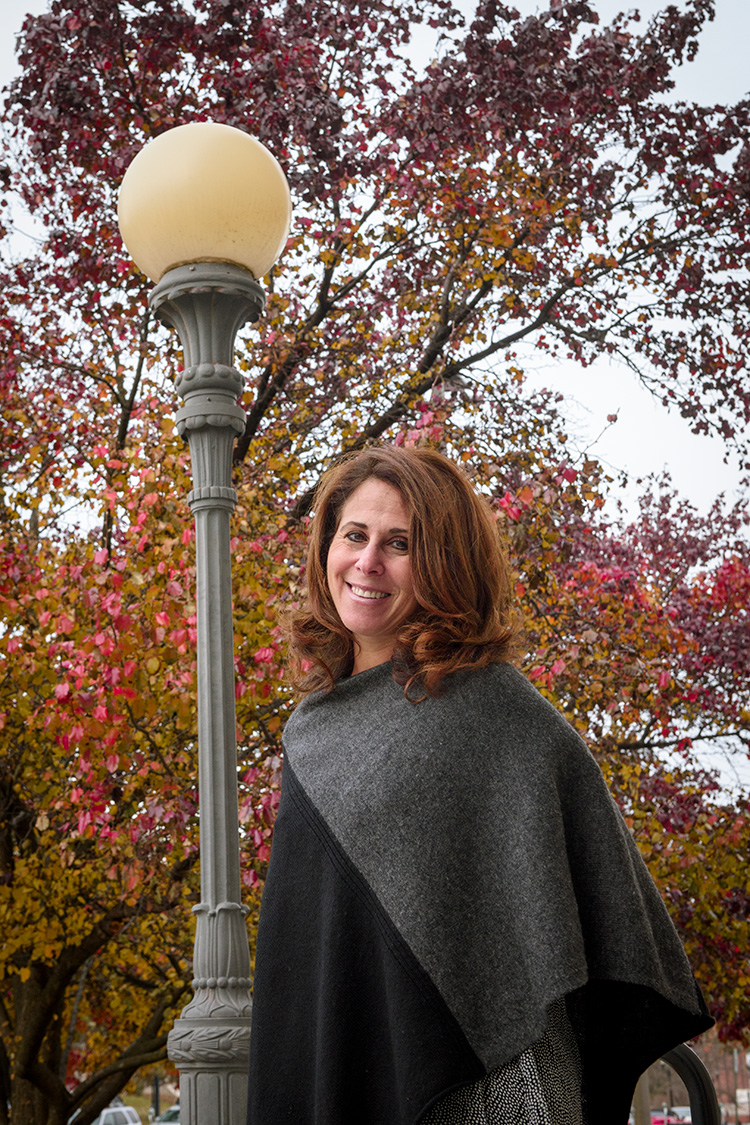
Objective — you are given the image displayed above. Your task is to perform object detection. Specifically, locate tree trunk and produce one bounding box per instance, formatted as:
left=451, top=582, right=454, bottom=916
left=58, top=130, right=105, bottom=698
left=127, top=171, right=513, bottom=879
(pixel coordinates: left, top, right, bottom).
left=10, top=1075, right=46, bottom=1125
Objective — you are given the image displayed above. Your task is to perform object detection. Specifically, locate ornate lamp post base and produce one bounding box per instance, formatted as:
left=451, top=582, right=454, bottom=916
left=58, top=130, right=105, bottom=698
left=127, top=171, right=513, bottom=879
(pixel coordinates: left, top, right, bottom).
left=168, top=1012, right=251, bottom=1124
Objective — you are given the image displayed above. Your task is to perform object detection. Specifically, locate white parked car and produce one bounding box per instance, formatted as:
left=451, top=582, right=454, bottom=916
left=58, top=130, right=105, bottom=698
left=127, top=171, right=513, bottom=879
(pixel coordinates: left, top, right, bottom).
left=90, top=1107, right=140, bottom=1125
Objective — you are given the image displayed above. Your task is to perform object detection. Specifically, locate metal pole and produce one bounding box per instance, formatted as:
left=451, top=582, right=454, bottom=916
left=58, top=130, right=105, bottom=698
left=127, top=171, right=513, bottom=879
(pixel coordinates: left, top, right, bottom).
left=149, top=262, right=265, bottom=1125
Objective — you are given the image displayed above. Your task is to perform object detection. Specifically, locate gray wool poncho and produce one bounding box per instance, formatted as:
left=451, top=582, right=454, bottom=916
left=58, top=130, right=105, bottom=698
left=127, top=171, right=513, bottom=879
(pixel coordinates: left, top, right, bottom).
left=246, top=661, right=712, bottom=1125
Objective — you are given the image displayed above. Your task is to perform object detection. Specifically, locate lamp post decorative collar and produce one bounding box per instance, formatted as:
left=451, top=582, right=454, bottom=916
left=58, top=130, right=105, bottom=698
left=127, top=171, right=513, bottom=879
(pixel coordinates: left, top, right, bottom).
left=118, top=123, right=291, bottom=1125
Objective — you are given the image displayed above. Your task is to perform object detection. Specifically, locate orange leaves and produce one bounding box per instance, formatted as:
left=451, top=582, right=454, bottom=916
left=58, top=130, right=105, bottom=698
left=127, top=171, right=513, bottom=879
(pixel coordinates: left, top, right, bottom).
left=0, top=472, right=203, bottom=1080
left=635, top=788, right=750, bottom=1041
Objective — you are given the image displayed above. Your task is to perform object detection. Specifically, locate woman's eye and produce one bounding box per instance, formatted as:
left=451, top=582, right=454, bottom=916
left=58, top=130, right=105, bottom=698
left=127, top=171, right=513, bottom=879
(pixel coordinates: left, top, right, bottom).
left=345, top=531, right=366, bottom=543
left=391, top=538, right=409, bottom=552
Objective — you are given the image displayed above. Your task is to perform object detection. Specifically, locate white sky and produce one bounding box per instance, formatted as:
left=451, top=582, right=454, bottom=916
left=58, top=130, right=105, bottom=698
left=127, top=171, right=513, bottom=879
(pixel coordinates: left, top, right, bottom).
left=0, top=1, right=44, bottom=80
left=1, top=0, right=748, bottom=518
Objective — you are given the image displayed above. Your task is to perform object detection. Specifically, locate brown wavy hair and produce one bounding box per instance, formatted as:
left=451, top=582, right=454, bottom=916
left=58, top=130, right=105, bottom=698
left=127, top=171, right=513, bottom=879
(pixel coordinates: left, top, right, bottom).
left=285, top=445, right=519, bottom=697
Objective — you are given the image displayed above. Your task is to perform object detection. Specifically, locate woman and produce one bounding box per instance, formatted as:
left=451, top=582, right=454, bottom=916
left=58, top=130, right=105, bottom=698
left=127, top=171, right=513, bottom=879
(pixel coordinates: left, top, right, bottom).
left=246, top=446, right=712, bottom=1125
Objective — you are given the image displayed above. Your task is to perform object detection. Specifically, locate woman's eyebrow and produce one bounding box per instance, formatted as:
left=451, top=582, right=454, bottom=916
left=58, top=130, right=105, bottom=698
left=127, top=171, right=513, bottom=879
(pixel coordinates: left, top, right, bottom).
left=340, top=519, right=409, bottom=534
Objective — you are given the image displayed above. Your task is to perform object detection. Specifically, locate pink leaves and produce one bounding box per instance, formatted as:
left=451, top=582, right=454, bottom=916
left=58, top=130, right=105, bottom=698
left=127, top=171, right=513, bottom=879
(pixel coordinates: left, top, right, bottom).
left=498, top=491, right=522, bottom=520
left=530, top=658, right=566, bottom=688
left=240, top=757, right=282, bottom=880
left=93, top=630, right=113, bottom=654
left=99, top=591, right=121, bottom=616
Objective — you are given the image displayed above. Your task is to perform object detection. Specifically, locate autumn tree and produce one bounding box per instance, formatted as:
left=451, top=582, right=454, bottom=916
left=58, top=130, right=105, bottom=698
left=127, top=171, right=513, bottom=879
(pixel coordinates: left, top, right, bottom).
left=0, top=0, right=748, bottom=1121
left=508, top=473, right=750, bottom=1039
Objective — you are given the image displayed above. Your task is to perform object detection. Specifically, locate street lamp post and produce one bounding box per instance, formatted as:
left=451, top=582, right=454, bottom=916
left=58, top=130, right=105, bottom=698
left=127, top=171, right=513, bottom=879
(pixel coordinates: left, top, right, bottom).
left=117, top=123, right=292, bottom=1125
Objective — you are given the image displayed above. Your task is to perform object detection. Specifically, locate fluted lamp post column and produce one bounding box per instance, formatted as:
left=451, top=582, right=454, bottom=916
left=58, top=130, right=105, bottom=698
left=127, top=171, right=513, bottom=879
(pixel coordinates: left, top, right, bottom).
left=117, top=122, right=292, bottom=1125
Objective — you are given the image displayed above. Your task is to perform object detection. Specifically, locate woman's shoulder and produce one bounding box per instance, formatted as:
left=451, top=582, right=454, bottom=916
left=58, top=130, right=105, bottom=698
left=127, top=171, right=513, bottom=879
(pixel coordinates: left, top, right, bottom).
left=437, top=662, right=594, bottom=773
left=283, top=660, right=397, bottom=733
left=444, top=661, right=574, bottom=728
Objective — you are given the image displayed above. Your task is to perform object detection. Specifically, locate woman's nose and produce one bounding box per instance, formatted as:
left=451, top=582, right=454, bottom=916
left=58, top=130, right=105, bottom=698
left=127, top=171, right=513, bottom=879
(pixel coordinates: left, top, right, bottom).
left=356, top=541, right=384, bottom=574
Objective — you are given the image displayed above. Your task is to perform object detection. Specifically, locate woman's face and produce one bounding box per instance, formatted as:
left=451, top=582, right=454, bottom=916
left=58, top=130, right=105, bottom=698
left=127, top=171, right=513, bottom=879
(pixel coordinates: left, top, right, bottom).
left=326, top=477, right=418, bottom=673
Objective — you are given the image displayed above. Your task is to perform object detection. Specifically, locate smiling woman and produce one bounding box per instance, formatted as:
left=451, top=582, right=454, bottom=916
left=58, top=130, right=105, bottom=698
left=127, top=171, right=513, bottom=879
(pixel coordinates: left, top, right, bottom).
left=325, top=477, right=418, bottom=673
left=245, top=445, right=712, bottom=1125
left=286, top=445, right=518, bottom=694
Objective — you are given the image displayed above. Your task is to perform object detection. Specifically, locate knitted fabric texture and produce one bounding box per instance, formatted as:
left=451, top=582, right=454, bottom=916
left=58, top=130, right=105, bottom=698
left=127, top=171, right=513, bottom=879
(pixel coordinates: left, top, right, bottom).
left=247, top=661, right=712, bottom=1125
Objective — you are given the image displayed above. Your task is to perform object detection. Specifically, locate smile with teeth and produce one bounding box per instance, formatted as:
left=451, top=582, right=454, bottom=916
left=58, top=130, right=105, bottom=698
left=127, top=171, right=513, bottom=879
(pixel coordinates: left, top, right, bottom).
left=348, top=583, right=390, bottom=600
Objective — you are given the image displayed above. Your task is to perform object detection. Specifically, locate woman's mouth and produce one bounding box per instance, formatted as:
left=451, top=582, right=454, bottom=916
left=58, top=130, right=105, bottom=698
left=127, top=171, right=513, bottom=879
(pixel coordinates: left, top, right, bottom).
left=348, top=583, right=390, bottom=600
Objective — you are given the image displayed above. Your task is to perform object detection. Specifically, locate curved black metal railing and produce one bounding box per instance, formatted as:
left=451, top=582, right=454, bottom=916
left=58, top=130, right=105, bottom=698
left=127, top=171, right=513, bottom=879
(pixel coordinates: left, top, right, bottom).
left=660, top=1044, right=722, bottom=1125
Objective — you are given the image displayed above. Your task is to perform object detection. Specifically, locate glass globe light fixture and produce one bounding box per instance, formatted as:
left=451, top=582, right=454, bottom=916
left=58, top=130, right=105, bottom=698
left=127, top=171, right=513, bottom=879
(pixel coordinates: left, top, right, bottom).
left=117, top=121, right=291, bottom=282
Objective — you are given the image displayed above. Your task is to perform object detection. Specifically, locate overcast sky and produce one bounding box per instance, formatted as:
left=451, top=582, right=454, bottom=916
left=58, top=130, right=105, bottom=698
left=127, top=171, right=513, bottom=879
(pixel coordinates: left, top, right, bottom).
left=507, top=0, right=749, bottom=522
left=2, top=0, right=748, bottom=519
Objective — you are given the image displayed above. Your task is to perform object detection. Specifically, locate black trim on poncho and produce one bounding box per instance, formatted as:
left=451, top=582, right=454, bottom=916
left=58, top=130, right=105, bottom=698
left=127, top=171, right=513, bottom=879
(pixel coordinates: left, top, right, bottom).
left=246, top=661, right=712, bottom=1124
